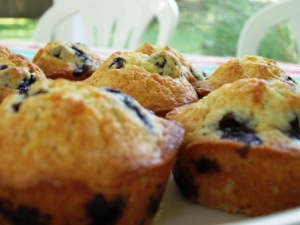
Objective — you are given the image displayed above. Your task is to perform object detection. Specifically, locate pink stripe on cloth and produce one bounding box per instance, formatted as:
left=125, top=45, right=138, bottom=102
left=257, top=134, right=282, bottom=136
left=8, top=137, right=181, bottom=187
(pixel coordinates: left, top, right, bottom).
left=0, top=41, right=43, bottom=51
left=277, top=62, right=300, bottom=78
left=184, top=53, right=231, bottom=66
left=1, top=40, right=300, bottom=77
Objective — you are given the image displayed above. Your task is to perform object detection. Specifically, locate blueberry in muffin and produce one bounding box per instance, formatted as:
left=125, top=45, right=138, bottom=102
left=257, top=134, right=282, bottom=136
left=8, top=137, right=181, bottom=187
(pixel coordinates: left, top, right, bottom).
left=0, top=45, right=48, bottom=102
left=136, top=43, right=207, bottom=83
left=84, top=50, right=198, bottom=117
left=32, top=41, right=102, bottom=81
left=0, top=79, right=184, bottom=225
left=167, top=78, right=300, bottom=216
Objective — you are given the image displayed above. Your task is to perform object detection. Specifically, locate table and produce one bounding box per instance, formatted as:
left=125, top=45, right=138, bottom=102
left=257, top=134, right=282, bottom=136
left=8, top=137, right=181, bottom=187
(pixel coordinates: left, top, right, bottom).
left=1, top=40, right=300, bottom=82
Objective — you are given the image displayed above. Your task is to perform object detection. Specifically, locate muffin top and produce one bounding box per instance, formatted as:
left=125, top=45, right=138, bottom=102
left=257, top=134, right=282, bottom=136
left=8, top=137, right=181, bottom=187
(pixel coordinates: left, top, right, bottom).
left=167, top=78, right=300, bottom=151
left=136, top=42, right=207, bottom=83
left=194, top=55, right=297, bottom=97
left=84, top=50, right=198, bottom=116
left=32, top=41, right=102, bottom=81
left=0, top=45, right=48, bottom=102
left=0, top=79, right=183, bottom=190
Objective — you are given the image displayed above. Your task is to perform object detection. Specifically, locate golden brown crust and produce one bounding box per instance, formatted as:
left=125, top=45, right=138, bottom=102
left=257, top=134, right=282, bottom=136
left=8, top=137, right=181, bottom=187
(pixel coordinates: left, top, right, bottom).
left=194, top=55, right=297, bottom=98
left=84, top=50, right=198, bottom=116
left=0, top=45, right=48, bottom=102
left=32, top=41, right=102, bottom=81
left=167, top=78, right=300, bottom=216
left=0, top=79, right=184, bottom=225
left=0, top=157, right=175, bottom=225
left=174, top=141, right=300, bottom=216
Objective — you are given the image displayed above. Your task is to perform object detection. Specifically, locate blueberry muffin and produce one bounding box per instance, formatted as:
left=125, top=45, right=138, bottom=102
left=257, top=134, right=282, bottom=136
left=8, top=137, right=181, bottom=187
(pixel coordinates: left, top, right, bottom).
left=194, top=55, right=298, bottom=98
left=136, top=42, right=207, bottom=83
left=32, top=41, right=102, bottom=81
left=0, top=79, right=183, bottom=225
left=84, top=50, right=198, bottom=117
left=0, top=45, right=48, bottom=102
left=166, top=78, right=300, bottom=216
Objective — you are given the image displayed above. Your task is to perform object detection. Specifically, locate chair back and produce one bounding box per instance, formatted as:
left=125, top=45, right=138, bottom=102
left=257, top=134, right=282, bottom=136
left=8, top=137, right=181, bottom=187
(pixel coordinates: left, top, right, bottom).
left=33, top=0, right=179, bottom=49
left=237, top=0, right=300, bottom=62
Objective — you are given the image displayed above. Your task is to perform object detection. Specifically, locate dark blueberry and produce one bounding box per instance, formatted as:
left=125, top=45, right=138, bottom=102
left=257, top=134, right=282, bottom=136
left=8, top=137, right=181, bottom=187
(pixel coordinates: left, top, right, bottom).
left=12, top=102, right=22, bottom=112
left=139, top=220, right=146, bottom=225
left=104, top=87, right=122, bottom=94
left=11, top=88, right=48, bottom=113
left=73, top=64, right=91, bottom=77
left=70, top=45, right=96, bottom=77
left=123, top=96, right=153, bottom=129
left=147, top=195, right=162, bottom=216
left=85, top=194, right=125, bottom=225
left=109, top=57, right=126, bottom=69
left=52, top=48, right=62, bottom=59
left=103, top=88, right=153, bottom=129
left=53, top=52, right=60, bottom=58
left=155, top=57, right=167, bottom=69
left=18, top=75, right=37, bottom=95
left=0, top=64, right=8, bottom=70
left=0, top=200, right=52, bottom=225
left=193, top=156, right=220, bottom=174
left=287, top=116, right=300, bottom=139
left=71, top=45, right=89, bottom=61
left=283, top=75, right=297, bottom=84
left=173, top=163, right=199, bottom=199
left=155, top=183, right=163, bottom=190
left=199, top=70, right=207, bottom=78
left=235, top=146, right=250, bottom=158
left=219, top=113, right=262, bottom=146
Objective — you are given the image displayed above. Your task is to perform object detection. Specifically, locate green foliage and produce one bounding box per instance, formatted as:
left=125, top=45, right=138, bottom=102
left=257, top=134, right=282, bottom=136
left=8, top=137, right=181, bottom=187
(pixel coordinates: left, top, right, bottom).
left=173, top=0, right=299, bottom=63
left=0, top=18, right=37, bottom=42
left=200, top=0, right=264, bottom=56
left=0, top=0, right=299, bottom=62
left=174, top=0, right=266, bottom=56
left=259, top=24, right=298, bottom=63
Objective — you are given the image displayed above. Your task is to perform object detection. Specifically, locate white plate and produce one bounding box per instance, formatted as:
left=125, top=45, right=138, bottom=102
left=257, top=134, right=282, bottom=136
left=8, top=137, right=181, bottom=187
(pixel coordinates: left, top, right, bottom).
left=154, top=177, right=300, bottom=225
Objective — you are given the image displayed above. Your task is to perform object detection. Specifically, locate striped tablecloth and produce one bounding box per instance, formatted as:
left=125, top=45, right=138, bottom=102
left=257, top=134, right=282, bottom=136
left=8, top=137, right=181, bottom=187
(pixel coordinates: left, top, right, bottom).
left=1, top=40, right=300, bottom=81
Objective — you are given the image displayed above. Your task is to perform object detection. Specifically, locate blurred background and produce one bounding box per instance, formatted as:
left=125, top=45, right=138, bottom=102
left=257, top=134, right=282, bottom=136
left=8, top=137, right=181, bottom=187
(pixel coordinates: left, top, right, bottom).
left=0, top=0, right=298, bottom=63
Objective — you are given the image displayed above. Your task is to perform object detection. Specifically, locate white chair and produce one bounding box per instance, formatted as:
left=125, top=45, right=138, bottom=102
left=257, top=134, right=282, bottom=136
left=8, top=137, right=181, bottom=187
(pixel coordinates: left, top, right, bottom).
left=237, top=0, right=300, bottom=62
left=33, top=0, right=179, bottom=49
